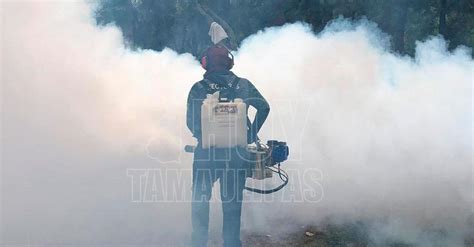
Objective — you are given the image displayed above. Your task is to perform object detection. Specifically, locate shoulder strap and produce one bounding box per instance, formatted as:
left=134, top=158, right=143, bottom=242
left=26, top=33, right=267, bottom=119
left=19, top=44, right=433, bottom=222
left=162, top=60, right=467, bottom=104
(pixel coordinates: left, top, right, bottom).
left=230, top=75, right=240, bottom=90
left=228, top=75, right=241, bottom=100
left=198, top=79, right=214, bottom=94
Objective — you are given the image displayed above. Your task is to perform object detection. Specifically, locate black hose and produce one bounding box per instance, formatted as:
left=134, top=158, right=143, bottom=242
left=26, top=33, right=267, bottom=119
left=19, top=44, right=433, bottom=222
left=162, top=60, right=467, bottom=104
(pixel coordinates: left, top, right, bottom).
left=244, top=164, right=289, bottom=194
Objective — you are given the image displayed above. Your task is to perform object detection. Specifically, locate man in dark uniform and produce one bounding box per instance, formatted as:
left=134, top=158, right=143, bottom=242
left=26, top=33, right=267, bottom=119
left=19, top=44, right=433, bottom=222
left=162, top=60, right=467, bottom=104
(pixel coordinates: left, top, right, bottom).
left=186, top=43, right=270, bottom=247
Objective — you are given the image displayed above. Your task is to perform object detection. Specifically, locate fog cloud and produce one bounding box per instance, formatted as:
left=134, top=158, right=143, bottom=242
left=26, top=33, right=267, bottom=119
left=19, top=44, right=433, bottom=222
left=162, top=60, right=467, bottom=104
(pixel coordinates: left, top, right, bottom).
left=1, top=1, right=472, bottom=246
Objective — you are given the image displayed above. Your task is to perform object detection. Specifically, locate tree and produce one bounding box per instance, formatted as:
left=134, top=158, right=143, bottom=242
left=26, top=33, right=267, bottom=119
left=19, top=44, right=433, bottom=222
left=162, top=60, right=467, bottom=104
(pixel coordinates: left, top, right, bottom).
left=95, top=0, right=473, bottom=57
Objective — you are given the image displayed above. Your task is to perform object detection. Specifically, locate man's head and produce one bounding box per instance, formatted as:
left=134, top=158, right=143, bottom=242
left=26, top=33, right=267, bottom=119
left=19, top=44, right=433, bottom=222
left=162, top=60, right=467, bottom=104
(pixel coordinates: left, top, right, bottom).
left=200, top=45, right=234, bottom=72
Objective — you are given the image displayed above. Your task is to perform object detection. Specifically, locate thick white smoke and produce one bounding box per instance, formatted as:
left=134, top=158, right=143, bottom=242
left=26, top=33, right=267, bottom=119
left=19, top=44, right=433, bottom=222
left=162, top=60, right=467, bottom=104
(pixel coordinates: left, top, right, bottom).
left=1, top=1, right=472, bottom=246
left=235, top=21, right=473, bottom=246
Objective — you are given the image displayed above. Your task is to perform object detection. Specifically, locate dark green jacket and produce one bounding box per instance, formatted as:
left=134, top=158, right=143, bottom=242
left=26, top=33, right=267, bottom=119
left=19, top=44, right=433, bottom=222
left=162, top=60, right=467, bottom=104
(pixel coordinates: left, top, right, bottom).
left=186, top=71, right=270, bottom=143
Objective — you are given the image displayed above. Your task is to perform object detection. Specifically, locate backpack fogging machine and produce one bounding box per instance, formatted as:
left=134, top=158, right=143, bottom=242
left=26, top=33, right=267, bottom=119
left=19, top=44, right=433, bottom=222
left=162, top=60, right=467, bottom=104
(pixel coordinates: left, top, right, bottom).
left=185, top=92, right=289, bottom=194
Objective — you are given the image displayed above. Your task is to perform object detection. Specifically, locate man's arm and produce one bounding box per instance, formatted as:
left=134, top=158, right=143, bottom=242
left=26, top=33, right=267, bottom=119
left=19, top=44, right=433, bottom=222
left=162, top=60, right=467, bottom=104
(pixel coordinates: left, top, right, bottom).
left=245, top=81, right=270, bottom=143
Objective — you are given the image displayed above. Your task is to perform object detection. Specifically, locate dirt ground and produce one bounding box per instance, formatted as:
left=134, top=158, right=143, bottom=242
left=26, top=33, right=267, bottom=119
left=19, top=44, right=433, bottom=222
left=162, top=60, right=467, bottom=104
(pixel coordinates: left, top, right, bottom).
left=206, top=224, right=474, bottom=247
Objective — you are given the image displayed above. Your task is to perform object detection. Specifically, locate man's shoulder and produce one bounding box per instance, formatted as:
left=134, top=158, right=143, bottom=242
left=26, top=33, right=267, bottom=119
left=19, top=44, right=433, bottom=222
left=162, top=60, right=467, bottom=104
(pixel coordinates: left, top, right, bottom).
left=234, top=76, right=255, bottom=90
left=231, top=74, right=250, bottom=85
left=190, top=79, right=208, bottom=91
left=236, top=76, right=249, bottom=83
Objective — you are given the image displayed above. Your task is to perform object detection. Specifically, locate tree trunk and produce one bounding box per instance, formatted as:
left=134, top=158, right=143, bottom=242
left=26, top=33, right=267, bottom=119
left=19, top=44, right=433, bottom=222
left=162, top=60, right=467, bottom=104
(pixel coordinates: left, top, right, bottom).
left=439, top=0, right=447, bottom=36
left=392, top=0, right=409, bottom=53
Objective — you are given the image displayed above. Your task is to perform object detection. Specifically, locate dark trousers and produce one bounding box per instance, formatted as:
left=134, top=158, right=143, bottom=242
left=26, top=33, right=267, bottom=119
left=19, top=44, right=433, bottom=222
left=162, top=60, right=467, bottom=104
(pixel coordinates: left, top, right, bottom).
left=191, top=147, right=248, bottom=247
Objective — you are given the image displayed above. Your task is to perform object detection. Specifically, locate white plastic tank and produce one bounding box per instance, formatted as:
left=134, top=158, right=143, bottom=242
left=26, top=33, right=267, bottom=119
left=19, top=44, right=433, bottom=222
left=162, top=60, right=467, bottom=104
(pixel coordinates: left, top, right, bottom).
left=201, top=92, right=247, bottom=149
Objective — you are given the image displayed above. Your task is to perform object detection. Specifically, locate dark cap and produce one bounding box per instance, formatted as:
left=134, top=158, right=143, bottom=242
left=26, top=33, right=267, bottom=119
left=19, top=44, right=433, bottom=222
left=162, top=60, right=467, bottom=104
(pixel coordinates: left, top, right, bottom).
left=202, top=45, right=234, bottom=71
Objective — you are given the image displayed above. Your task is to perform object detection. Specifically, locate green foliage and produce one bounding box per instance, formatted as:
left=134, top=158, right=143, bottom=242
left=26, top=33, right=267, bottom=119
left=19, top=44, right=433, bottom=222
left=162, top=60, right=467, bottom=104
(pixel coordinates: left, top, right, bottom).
left=95, top=0, right=473, bottom=57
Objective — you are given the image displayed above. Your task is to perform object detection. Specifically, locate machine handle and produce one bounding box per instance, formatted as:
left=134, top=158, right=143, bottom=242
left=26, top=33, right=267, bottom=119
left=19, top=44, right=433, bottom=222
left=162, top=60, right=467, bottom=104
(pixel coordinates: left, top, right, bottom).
left=184, top=145, right=196, bottom=153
